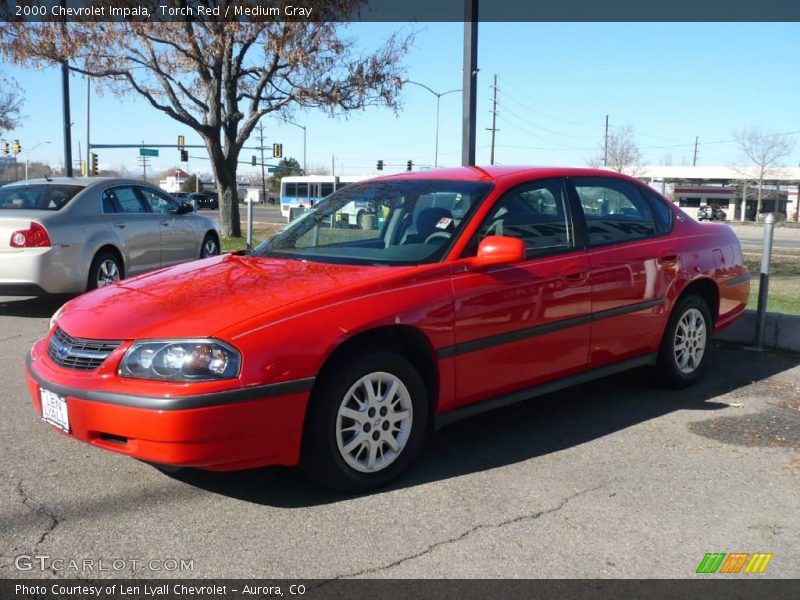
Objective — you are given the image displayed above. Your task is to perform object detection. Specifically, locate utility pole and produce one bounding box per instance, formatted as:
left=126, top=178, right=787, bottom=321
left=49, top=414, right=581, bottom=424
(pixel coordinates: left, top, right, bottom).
left=693, top=136, right=699, bottom=167
left=487, top=74, right=499, bottom=165
left=331, top=155, right=335, bottom=176
left=258, top=122, right=267, bottom=205
left=603, top=115, right=609, bottom=167
left=461, top=0, right=478, bottom=166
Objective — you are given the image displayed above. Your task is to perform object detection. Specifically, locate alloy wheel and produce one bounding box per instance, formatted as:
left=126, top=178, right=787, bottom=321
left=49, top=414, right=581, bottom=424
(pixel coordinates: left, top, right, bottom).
left=673, top=307, right=707, bottom=374
left=97, top=260, right=120, bottom=287
left=335, top=371, right=413, bottom=473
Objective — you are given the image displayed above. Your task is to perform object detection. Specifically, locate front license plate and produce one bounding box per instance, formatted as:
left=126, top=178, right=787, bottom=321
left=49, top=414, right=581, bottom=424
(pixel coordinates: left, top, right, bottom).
left=40, top=388, right=70, bottom=432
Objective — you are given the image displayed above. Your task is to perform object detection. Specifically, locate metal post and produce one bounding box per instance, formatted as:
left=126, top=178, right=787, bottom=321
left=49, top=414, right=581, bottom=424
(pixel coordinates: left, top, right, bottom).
left=603, top=115, right=609, bottom=167
left=302, top=125, right=306, bottom=175
left=61, top=60, right=73, bottom=177
left=86, top=77, right=91, bottom=177
left=753, top=213, right=776, bottom=350
left=434, top=95, right=441, bottom=168
left=488, top=74, right=498, bottom=165
left=258, top=123, right=266, bottom=206
left=461, top=0, right=478, bottom=167
left=693, top=135, right=698, bottom=167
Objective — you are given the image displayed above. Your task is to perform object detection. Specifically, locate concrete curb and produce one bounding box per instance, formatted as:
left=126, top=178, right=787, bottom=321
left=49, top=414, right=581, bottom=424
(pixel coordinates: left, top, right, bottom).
left=716, top=309, right=800, bottom=352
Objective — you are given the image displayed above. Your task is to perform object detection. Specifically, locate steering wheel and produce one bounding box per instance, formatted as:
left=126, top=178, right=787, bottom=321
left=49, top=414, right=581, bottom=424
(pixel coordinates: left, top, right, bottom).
left=424, top=231, right=452, bottom=244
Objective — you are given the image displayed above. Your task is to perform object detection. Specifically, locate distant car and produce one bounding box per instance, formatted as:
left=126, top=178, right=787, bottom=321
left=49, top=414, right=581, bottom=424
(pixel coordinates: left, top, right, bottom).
left=697, top=206, right=726, bottom=221
left=189, top=193, right=218, bottom=210
left=172, top=192, right=190, bottom=201
left=25, top=167, right=750, bottom=492
left=0, top=177, right=221, bottom=295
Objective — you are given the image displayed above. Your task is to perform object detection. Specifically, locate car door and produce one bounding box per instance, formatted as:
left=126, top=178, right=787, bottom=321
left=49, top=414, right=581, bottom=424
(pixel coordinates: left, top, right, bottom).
left=137, top=186, right=198, bottom=267
left=450, top=178, right=592, bottom=407
left=568, top=177, right=678, bottom=368
left=100, top=186, right=161, bottom=275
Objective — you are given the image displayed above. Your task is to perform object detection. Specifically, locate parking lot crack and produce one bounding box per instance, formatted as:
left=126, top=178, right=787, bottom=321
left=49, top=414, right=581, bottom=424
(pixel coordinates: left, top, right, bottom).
left=16, top=480, right=61, bottom=553
left=322, top=482, right=607, bottom=582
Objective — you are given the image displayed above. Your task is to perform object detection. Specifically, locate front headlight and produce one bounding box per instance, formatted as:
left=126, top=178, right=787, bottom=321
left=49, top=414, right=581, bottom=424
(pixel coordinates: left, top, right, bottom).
left=49, top=304, right=67, bottom=331
left=119, top=339, right=241, bottom=381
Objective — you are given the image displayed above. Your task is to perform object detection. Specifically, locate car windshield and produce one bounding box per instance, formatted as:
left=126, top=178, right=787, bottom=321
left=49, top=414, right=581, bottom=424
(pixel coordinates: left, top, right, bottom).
left=0, top=184, right=83, bottom=211
left=255, top=179, right=493, bottom=266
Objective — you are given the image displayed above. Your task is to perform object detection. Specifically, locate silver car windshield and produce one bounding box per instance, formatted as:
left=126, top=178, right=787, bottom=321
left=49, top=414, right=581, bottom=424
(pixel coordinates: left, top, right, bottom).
left=0, top=184, right=83, bottom=211
left=255, top=179, right=493, bottom=266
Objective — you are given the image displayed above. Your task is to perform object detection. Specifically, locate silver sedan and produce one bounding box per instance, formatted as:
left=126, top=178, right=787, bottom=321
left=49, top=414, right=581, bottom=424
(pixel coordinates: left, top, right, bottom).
left=0, top=177, right=221, bottom=295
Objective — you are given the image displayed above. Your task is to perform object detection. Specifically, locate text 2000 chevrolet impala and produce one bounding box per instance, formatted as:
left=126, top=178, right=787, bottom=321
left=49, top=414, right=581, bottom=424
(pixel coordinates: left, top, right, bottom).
left=26, top=167, right=749, bottom=491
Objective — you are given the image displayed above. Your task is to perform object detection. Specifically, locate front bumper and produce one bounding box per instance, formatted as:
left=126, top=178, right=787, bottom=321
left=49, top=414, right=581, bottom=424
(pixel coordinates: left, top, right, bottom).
left=26, top=349, right=314, bottom=471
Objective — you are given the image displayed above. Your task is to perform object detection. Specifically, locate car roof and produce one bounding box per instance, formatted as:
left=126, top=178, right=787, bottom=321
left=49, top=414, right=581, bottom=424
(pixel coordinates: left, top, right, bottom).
left=376, top=165, right=643, bottom=184
left=3, top=177, right=160, bottom=189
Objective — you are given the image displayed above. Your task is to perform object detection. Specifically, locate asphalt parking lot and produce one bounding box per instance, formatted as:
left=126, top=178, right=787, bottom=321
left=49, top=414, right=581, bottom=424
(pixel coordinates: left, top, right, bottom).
left=1, top=295, right=798, bottom=579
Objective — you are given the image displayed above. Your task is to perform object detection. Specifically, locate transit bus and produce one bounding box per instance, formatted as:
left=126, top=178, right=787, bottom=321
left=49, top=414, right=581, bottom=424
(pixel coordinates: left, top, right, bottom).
left=279, top=175, right=370, bottom=224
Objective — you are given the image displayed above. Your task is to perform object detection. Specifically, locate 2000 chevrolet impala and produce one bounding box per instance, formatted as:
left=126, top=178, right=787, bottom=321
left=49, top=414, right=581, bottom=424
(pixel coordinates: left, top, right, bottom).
left=26, top=167, right=749, bottom=491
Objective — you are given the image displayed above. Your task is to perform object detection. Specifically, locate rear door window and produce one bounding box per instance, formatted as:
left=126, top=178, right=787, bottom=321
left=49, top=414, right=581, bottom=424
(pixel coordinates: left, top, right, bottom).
left=572, top=177, right=656, bottom=246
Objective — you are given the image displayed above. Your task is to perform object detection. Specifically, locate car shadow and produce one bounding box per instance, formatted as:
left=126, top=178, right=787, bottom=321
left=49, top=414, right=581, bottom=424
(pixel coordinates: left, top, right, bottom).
left=167, top=344, right=800, bottom=508
left=0, top=295, right=72, bottom=318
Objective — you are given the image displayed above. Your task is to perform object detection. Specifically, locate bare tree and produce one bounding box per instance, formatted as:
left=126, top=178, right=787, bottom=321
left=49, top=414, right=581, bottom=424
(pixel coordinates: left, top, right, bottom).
left=0, top=72, right=23, bottom=133
left=588, top=125, right=643, bottom=175
left=734, top=128, right=795, bottom=218
left=0, top=4, right=411, bottom=237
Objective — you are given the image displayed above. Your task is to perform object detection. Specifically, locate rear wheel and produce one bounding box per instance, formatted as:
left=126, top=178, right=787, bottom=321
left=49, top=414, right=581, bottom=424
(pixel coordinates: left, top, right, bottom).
left=87, top=250, right=122, bottom=290
left=302, top=352, right=428, bottom=493
left=656, top=294, right=713, bottom=388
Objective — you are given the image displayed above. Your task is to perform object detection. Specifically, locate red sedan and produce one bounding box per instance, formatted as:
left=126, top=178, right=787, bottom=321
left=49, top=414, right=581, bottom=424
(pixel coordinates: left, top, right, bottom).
left=26, top=167, right=749, bottom=491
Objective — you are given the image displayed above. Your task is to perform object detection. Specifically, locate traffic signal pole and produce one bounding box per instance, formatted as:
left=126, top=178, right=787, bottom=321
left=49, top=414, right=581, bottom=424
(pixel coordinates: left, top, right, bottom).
left=461, top=0, right=478, bottom=167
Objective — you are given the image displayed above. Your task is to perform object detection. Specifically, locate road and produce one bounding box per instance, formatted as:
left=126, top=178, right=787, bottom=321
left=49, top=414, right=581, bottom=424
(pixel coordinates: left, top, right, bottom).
left=728, top=225, right=800, bottom=252
left=1, top=295, right=798, bottom=579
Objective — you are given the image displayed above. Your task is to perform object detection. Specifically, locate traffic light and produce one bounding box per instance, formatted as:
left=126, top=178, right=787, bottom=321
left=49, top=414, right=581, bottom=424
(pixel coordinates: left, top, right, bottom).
left=180, top=150, right=188, bottom=162
left=377, top=160, right=384, bottom=171
left=2, top=142, right=8, bottom=155
left=90, top=153, right=98, bottom=176
left=12, top=140, right=21, bottom=155
left=272, top=143, right=282, bottom=159
left=406, top=160, right=412, bottom=171
left=251, top=155, right=257, bottom=166
left=177, top=135, right=185, bottom=151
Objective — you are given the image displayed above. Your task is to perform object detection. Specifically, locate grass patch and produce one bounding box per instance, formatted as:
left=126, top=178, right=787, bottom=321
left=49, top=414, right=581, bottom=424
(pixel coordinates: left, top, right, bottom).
left=743, top=250, right=800, bottom=315
left=222, top=224, right=282, bottom=253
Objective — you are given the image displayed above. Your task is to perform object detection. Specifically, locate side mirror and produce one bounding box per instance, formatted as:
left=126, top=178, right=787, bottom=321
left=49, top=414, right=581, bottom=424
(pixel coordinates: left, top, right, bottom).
left=473, top=235, right=526, bottom=268
left=177, top=202, right=194, bottom=214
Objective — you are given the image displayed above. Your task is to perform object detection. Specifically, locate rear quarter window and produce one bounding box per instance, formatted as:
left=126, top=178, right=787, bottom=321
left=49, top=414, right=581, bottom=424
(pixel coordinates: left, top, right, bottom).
left=0, top=184, right=83, bottom=211
left=641, top=187, right=674, bottom=233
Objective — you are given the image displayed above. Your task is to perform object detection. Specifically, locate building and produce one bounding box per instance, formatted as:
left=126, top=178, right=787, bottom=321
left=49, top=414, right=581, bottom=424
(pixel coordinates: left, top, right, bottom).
left=631, top=165, right=800, bottom=222
left=158, top=168, right=192, bottom=193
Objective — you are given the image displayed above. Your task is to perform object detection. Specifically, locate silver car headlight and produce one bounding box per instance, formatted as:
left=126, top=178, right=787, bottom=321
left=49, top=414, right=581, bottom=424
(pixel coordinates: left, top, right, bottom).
left=119, top=339, right=241, bottom=382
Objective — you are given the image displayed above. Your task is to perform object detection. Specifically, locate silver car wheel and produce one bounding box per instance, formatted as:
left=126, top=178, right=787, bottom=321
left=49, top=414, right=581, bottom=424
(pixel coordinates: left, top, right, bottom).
left=673, top=307, right=707, bottom=374
left=97, top=259, right=121, bottom=288
left=202, top=237, right=218, bottom=257
left=335, top=371, right=413, bottom=473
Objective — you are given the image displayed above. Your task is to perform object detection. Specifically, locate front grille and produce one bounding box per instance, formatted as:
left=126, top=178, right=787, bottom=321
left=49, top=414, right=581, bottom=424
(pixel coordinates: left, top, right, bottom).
left=48, top=327, right=122, bottom=371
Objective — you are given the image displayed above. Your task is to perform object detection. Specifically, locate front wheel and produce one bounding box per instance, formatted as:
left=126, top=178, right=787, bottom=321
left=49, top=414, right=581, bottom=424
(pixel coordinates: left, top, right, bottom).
left=656, top=294, right=713, bottom=388
left=302, top=352, right=428, bottom=493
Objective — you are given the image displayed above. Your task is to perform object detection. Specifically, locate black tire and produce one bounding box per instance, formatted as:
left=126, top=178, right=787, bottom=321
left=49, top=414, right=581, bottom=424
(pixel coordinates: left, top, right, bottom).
left=656, top=294, right=713, bottom=388
left=302, top=352, right=428, bottom=493
left=87, top=250, right=123, bottom=291
left=200, top=233, right=220, bottom=258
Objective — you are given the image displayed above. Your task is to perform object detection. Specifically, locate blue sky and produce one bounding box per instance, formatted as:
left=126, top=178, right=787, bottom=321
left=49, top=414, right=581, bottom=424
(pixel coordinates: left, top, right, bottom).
left=3, top=22, right=800, bottom=178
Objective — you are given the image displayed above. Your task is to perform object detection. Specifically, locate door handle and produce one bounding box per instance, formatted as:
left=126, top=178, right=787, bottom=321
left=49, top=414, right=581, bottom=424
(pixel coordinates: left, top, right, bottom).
left=113, top=223, right=125, bottom=229
left=658, top=251, right=678, bottom=265
left=160, top=221, right=170, bottom=227
left=563, top=269, right=589, bottom=283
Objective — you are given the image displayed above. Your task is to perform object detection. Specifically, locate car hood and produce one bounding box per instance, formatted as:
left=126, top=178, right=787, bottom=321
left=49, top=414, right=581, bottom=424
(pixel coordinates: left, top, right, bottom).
left=55, top=254, right=417, bottom=340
